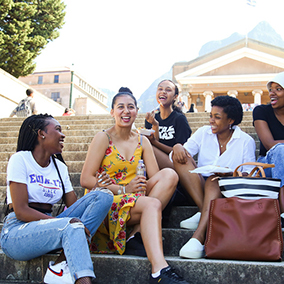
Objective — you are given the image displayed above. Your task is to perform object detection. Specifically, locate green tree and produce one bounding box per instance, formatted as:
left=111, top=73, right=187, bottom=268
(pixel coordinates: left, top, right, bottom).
left=0, top=0, right=66, bottom=78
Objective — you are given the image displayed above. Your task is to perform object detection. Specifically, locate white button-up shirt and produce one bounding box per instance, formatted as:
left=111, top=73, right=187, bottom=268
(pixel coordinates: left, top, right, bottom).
left=171, top=125, right=256, bottom=176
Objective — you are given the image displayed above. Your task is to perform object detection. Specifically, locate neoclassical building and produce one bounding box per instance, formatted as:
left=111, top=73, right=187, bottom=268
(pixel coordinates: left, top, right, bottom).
left=19, top=67, right=108, bottom=115
left=173, top=38, right=284, bottom=112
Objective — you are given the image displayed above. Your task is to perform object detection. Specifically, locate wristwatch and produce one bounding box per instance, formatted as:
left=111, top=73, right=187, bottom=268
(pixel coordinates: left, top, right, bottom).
left=117, top=186, right=122, bottom=195
left=117, top=186, right=125, bottom=195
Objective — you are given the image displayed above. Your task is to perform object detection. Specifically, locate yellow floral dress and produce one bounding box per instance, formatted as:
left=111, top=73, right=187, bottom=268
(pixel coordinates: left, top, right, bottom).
left=89, top=131, right=143, bottom=255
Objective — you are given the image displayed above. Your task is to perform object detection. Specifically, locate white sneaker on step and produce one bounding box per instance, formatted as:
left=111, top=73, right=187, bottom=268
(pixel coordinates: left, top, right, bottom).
left=179, top=238, right=205, bottom=259
left=44, top=260, right=73, bottom=284
left=180, top=212, right=201, bottom=230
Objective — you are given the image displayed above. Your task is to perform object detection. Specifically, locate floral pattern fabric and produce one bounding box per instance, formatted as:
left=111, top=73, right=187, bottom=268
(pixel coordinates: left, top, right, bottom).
left=89, top=131, right=143, bottom=255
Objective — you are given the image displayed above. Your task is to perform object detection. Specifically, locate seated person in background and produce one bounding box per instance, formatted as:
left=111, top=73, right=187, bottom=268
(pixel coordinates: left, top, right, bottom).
left=1, top=114, right=113, bottom=284
left=80, top=87, right=189, bottom=284
left=145, top=79, right=192, bottom=170
left=172, top=96, right=256, bottom=259
left=63, top=108, right=76, bottom=116
left=253, top=72, right=284, bottom=215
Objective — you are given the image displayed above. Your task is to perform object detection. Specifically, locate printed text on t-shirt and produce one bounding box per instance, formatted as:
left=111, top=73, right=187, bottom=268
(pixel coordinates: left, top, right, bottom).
left=159, top=126, right=175, bottom=140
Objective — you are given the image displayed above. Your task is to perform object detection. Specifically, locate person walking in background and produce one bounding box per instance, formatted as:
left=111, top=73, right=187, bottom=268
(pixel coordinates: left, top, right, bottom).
left=253, top=72, right=284, bottom=217
left=172, top=96, right=255, bottom=259
left=1, top=114, right=113, bottom=284
left=80, top=87, right=189, bottom=284
left=10, top=89, right=37, bottom=117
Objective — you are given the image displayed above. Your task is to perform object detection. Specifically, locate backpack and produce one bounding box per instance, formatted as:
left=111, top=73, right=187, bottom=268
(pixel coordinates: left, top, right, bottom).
left=15, top=97, right=32, bottom=117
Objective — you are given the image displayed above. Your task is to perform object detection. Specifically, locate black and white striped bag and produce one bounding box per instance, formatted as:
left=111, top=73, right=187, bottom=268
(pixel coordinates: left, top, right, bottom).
left=218, top=162, right=281, bottom=200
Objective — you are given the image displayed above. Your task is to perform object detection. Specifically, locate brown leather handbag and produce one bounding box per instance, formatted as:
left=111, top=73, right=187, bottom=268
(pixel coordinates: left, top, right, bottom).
left=205, top=197, right=283, bottom=261
left=205, top=162, right=283, bottom=261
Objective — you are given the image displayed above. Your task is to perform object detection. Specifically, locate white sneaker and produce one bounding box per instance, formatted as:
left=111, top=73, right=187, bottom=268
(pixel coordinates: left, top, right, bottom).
left=44, top=261, right=73, bottom=284
left=179, top=238, right=205, bottom=259
left=180, top=212, right=201, bottom=230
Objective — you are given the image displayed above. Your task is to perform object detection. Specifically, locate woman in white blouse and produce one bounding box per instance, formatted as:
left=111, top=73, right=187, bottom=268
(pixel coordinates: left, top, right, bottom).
left=172, top=96, right=256, bottom=259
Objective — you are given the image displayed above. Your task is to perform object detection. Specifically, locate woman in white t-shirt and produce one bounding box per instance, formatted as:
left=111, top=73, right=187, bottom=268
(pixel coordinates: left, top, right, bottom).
left=172, top=96, right=256, bottom=259
left=0, top=114, right=113, bottom=284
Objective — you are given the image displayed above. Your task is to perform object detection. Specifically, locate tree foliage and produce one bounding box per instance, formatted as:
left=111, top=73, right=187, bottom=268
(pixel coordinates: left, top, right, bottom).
left=0, top=0, right=66, bottom=77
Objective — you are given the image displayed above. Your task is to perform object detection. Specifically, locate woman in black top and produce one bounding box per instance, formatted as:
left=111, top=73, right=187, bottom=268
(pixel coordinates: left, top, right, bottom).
left=253, top=72, right=284, bottom=212
left=145, top=80, right=192, bottom=169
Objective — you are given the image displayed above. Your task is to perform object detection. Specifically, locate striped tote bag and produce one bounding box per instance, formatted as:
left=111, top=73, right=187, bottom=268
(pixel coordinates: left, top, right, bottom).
left=218, top=162, right=281, bottom=200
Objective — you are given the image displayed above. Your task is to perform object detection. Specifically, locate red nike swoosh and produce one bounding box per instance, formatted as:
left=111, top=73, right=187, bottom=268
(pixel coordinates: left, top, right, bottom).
left=49, top=267, right=63, bottom=277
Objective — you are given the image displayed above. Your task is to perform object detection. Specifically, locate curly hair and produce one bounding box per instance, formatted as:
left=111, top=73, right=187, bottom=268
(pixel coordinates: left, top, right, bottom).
left=211, top=96, right=243, bottom=126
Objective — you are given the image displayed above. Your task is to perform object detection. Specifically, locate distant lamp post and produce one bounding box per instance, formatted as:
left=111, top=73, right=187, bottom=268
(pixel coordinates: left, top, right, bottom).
left=69, top=64, right=74, bottom=108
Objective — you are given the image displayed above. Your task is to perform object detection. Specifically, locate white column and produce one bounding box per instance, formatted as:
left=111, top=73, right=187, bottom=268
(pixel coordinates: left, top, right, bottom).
left=203, top=91, right=214, bottom=112
left=181, top=85, right=191, bottom=110
left=252, top=89, right=263, bottom=105
left=227, top=90, right=238, bottom=98
left=181, top=93, right=190, bottom=110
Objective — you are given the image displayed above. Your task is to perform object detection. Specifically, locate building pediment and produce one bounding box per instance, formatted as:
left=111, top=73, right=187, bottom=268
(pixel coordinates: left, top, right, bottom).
left=176, top=46, right=284, bottom=83
left=173, top=38, right=284, bottom=112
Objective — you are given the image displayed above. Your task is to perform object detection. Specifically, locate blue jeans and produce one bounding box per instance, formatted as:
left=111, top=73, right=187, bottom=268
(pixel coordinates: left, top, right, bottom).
left=257, top=143, right=284, bottom=187
left=1, top=191, right=113, bottom=282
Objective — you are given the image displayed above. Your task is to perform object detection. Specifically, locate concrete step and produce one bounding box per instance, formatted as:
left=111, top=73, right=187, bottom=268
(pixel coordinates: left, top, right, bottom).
left=0, top=250, right=284, bottom=284
left=0, top=124, right=257, bottom=138
left=0, top=152, right=88, bottom=163
left=0, top=136, right=94, bottom=144
left=0, top=224, right=193, bottom=257
left=0, top=143, right=90, bottom=153
left=0, top=119, right=254, bottom=132
left=0, top=200, right=198, bottom=229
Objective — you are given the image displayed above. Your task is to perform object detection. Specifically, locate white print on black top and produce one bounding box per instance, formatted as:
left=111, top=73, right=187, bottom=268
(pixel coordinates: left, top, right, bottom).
left=29, top=174, right=62, bottom=199
left=159, top=126, right=175, bottom=140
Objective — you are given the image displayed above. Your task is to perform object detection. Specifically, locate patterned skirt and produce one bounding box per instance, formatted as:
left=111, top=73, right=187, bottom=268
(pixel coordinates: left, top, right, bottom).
left=89, top=192, right=142, bottom=255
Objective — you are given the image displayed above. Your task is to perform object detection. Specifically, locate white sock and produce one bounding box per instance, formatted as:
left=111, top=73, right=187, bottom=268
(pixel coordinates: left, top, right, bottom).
left=151, top=270, right=161, bottom=278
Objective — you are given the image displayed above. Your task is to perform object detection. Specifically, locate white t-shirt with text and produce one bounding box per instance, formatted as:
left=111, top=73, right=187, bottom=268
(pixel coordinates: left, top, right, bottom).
left=6, top=151, right=73, bottom=205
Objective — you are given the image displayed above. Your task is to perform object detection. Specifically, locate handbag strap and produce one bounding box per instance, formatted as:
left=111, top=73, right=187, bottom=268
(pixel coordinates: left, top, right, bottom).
left=233, top=162, right=275, bottom=177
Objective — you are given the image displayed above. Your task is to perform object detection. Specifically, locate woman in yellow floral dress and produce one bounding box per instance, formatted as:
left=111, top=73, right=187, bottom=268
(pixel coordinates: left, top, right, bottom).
left=80, top=88, right=189, bottom=283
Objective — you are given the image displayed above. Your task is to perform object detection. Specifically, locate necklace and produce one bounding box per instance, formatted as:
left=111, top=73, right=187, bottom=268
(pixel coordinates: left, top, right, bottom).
left=218, top=130, right=233, bottom=148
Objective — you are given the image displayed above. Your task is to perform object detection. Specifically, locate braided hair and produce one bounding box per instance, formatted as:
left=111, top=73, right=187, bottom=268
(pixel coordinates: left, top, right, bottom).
left=16, top=114, right=65, bottom=163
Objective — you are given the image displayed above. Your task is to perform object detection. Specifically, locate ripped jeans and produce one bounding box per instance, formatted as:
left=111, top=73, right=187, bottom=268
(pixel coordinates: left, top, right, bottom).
left=257, top=143, right=284, bottom=187
left=0, top=191, right=113, bottom=282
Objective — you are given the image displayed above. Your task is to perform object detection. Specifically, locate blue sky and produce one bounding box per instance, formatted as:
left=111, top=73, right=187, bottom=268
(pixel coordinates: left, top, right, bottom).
left=35, top=0, right=284, bottom=98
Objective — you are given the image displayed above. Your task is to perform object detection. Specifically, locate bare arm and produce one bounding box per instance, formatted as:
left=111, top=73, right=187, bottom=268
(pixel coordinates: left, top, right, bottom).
left=141, top=135, right=159, bottom=178
left=172, top=143, right=191, bottom=164
left=149, top=136, right=173, bottom=154
left=10, top=182, right=54, bottom=222
left=145, top=111, right=159, bottom=140
left=80, top=132, right=109, bottom=190
left=64, top=191, right=77, bottom=208
left=254, top=120, right=284, bottom=151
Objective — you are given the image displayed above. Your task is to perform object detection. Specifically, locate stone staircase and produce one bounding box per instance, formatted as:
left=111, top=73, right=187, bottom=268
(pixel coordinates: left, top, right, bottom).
left=0, top=112, right=284, bottom=284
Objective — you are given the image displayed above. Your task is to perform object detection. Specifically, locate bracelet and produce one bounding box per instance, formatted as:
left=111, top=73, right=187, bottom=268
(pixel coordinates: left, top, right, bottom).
left=123, top=186, right=126, bottom=194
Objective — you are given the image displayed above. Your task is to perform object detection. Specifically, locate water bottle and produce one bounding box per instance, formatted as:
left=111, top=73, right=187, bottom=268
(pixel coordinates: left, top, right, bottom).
left=136, top=159, right=146, bottom=195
